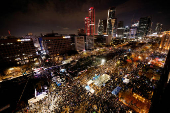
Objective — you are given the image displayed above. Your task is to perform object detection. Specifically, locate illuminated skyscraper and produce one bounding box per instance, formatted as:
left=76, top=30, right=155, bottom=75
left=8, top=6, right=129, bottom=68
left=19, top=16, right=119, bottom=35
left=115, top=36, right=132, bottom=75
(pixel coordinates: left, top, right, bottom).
left=107, top=6, right=117, bottom=37
left=89, top=7, right=95, bottom=36
left=84, top=7, right=95, bottom=36
left=98, top=19, right=107, bottom=35
left=137, top=16, right=152, bottom=39
left=85, top=17, right=90, bottom=36
left=130, top=20, right=139, bottom=38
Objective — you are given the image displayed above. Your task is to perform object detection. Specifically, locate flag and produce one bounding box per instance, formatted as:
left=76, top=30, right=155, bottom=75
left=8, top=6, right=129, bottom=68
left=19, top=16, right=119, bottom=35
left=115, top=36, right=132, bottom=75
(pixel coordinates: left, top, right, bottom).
left=8, top=30, right=11, bottom=35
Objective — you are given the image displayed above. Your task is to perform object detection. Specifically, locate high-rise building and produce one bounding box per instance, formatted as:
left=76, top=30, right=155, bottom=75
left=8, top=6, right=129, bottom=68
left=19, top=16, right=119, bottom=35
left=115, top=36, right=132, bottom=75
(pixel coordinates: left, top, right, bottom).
left=159, top=31, right=170, bottom=50
left=107, top=6, right=117, bottom=37
left=137, top=16, right=152, bottom=39
left=130, top=21, right=139, bottom=38
left=84, top=7, right=95, bottom=36
left=85, top=17, right=90, bottom=36
left=155, top=23, right=163, bottom=35
left=0, top=38, right=36, bottom=65
left=98, top=19, right=107, bottom=35
left=108, top=6, right=116, bottom=18
left=89, top=7, right=95, bottom=36
left=117, top=21, right=124, bottom=38
left=42, top=34, right=72, bottom=56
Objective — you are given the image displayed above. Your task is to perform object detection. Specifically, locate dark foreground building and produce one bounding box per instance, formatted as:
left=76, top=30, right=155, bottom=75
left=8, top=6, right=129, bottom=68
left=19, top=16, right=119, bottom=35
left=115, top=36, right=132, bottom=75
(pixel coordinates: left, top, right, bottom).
left=149, top=50, right=170, bottom=113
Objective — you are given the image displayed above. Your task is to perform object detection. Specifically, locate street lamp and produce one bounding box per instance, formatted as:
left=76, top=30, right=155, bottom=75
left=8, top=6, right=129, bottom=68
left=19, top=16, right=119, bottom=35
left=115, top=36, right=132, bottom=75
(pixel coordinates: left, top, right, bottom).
left=101, top=59, right=105, bottom=65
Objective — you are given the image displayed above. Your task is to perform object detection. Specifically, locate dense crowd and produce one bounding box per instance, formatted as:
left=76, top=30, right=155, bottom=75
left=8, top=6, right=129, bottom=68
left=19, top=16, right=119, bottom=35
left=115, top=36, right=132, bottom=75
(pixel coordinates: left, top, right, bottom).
left=20, top=52, right=135, bottom=113
left=18, top=43, right=162, bottom=113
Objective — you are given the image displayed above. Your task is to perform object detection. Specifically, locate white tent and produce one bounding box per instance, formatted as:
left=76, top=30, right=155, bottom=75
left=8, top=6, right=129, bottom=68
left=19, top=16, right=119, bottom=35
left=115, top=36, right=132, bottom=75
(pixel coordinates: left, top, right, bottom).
left=93, top=74, right=110, bottom=87
left=87, top=80, right=93, bottom=85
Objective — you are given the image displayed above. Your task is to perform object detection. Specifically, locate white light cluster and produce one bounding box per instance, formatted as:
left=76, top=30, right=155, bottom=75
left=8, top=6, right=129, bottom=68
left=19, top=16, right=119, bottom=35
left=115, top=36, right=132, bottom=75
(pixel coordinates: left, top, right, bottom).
left=17, top=39, right=31, bottom=42
left=63, top=36, right=70, bottom=38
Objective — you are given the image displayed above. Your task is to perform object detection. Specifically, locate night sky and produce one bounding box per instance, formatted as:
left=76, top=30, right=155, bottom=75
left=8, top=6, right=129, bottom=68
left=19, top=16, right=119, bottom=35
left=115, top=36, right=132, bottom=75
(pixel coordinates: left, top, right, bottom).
left=0, top=0, right=169, bottom=37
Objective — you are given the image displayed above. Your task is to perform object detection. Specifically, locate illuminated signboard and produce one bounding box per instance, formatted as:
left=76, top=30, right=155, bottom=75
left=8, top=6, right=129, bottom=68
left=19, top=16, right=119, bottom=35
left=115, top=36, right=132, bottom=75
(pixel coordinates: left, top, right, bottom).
left=63, top=36, right=70, bottom=38
left=17, top=39, right=31, bottom=41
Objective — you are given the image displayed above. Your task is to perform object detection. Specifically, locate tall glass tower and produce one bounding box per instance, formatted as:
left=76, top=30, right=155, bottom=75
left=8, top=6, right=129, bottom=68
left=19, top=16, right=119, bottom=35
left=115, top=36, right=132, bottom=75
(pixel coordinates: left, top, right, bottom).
left=85, top=17, right=90, bottom=36
left=98, top=19, right=107, bottom=35
left=137, top=16, right=152, bottom=39
left=89, top=7, right=95, bottom=36
left=107, top=6, right=117, bottom=37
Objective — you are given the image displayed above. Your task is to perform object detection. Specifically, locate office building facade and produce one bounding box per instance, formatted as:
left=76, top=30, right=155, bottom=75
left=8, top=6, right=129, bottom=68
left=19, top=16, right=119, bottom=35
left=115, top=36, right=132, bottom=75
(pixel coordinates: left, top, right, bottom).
left=0, top=38, right=36, bottom=65
left=42, top=35, right=72, bottom=56
left=107, top=7, right=117, bottom=37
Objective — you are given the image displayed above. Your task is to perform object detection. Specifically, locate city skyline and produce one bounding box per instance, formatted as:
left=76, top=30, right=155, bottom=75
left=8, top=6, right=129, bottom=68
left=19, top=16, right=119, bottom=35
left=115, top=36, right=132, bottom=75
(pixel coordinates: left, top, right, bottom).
left=0, top=0, right=169, bottom=37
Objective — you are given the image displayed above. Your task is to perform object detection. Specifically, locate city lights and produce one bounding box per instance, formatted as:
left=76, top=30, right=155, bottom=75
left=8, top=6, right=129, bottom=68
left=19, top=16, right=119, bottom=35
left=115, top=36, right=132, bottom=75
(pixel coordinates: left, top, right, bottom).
left=17, top=39, right=31, bottom=41
left=0, top=1, right=169, bottom=113
left=63, top=36, right=70, bottom=38
left=9, top=68, right=14, bottom=70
